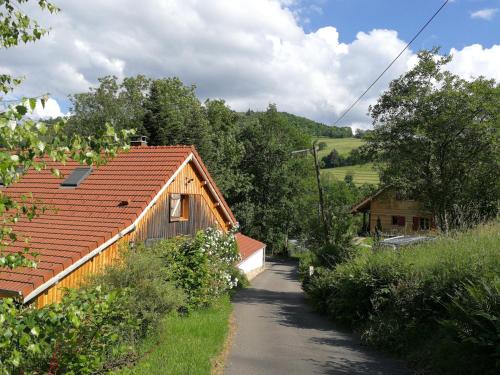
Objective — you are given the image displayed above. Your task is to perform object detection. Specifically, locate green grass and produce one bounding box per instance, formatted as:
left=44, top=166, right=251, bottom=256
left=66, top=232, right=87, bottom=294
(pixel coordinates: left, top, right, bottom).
left=322, top=163, right=379, bottom=186
left=116, top=296, right=233, bottom=375
left=316, top=137, right=365, bottom=158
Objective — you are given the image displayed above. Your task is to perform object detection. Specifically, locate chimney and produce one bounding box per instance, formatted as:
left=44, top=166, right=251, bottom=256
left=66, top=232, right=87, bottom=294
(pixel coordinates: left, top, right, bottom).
left=130, top=135, right=148, bottom=147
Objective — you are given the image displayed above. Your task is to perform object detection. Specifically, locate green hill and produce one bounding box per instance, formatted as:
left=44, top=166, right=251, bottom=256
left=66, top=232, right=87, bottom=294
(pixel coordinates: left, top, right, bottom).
left=316, top=137, right=379, bottom=186
left=237, top=111, right=352, bottom=138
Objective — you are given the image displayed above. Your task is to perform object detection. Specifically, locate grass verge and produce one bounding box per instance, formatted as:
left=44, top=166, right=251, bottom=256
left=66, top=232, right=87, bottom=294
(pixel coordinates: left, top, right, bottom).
left=115, top=296, right=233, bottom=375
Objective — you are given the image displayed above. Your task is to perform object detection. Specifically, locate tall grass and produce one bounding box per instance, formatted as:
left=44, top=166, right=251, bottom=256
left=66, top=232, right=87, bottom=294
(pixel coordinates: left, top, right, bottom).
left=115, top=296, right=233, bottom=375
left=303, top=223, right=500, bottom=374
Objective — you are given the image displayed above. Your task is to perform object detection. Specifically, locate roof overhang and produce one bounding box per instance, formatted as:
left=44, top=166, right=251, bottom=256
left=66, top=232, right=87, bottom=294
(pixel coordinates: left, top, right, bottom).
left=351, top=186, right=389, bottom=214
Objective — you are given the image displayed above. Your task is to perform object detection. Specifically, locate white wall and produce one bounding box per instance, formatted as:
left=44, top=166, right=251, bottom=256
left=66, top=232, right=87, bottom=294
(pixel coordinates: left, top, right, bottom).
left=238, top=248, right=265, bottom=276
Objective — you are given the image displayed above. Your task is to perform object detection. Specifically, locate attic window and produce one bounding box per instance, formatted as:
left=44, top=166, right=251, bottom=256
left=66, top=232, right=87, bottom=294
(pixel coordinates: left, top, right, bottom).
left=60, top=167, right=92, bottom=188
left=170, top=193, right=189, bottom=221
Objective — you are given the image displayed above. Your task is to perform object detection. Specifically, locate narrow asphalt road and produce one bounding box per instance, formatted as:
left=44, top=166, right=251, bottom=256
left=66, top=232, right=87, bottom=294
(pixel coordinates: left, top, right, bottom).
left=225, top=259, right=411, bottom=375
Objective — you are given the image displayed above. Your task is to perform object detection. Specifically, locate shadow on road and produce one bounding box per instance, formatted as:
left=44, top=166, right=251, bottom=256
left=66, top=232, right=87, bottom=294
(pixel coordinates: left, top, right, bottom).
left=228, top=259, right=411, bottom=375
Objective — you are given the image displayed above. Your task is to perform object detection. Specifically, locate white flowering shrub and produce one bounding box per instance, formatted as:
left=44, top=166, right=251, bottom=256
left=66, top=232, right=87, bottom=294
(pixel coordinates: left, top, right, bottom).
left=153, top=227, right=245, bottom=309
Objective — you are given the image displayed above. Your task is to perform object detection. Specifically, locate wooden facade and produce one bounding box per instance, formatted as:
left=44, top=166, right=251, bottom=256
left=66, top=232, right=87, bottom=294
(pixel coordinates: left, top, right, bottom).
left=353, top=189, right=434, bottom=235
left=33, top=161, right=232, bottom=307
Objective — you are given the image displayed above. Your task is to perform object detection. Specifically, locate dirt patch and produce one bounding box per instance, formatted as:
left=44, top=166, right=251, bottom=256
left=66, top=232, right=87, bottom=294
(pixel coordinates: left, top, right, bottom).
left=211, top=312, right=236, bottom=375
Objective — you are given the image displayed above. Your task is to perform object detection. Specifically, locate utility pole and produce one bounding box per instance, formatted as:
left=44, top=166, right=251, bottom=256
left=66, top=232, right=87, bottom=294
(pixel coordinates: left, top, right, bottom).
left=292, top=142, right=329, bottom=245
left=312, top=141, right=329, bottom=245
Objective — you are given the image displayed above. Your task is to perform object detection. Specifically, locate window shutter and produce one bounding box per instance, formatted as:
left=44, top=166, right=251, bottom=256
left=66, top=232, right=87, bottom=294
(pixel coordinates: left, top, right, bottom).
left=170, top=193, right=182, bottom=219
left=412, top=217, right=419, bottom=231
left=398, top=216, right=405, bottom=226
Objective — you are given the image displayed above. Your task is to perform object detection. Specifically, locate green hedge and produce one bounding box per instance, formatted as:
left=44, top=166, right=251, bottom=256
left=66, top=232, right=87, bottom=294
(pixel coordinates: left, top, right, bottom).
left=302, top=223, right=500, bottom=374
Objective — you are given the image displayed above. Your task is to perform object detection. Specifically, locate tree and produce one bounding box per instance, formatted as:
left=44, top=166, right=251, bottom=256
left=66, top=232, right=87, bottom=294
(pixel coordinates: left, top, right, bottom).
left=203, top=99, right=251, bottom=199
left=322, top=149, right=343, bottom=168
left=367, top=49, right=500, bottom=231
left=143, top=78, right=210, bottom=155
left=234, top=104, right=315, bottom=253
left=0, top=1, right=129, bottom=269
left=67, top=75, right=150, bottom=136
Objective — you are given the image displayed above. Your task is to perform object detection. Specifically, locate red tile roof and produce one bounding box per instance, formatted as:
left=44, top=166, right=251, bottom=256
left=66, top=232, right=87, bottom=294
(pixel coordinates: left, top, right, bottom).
left=0, top=146, right=236, bottom=300
left=235, top=233, right=266, bottom=261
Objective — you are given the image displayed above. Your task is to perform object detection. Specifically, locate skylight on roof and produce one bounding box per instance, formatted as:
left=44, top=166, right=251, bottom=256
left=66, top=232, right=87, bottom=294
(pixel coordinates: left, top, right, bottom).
left=60, top=167, right=92, bottom=188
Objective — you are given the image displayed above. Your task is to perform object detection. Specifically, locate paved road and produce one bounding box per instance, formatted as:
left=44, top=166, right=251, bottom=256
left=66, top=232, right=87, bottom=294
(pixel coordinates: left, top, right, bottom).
left=225, top=259, right=411, bottom=375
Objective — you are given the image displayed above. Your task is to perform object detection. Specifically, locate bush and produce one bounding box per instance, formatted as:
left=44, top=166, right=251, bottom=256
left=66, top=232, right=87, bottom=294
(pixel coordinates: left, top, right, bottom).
left=153, top=228, right=243, bottom=309
left=303, top=223, right=500, bottom=374
left=0, top=286, right=140, bottom=375
left=89, top=245, right=186, bottom=335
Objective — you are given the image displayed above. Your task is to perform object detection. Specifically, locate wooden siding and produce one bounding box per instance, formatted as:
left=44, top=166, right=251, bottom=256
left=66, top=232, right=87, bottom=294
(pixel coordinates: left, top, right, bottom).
left=369, top=189, right=433, bottom=234
left=35, top=237, right=128, bottom=308
left=33, top=161, right=232, bottom=307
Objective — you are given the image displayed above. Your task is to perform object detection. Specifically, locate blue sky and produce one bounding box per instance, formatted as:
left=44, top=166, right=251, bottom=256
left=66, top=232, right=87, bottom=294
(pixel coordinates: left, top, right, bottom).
left=293, top=0, right=498, bottom=51
left=3, top=0, right=499, bottom=128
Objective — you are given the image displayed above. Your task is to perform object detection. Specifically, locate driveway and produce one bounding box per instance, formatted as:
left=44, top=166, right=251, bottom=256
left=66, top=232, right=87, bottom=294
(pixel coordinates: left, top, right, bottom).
left=225, top=259, right=411, bottom=375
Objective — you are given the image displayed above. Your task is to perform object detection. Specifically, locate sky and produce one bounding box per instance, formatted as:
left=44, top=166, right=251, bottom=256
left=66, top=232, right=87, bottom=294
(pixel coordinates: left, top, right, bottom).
left=1, top=0, right=499, bottom=130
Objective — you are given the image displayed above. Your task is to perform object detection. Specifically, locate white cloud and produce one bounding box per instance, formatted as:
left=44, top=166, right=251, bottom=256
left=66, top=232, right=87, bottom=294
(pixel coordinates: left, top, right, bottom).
left=30, top=98, right=67, bottom=119
left=470, top=8, right=498, bottom=20
left=1, top=0, right=499, bottom=130
left=448, top=44, right=500, bottom=81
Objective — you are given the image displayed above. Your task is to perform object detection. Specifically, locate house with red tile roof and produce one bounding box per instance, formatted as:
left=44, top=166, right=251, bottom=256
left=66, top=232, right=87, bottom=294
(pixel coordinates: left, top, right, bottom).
left=235, top=233, right=266, bottom=280
left=0, top=144, right=264, bottom=307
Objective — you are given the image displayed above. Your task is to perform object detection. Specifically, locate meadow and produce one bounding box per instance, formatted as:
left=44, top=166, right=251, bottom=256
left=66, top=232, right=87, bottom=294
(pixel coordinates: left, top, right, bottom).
left=316, top=137, right=365, bottom=158
left=322, top=163, right=379, bottom=186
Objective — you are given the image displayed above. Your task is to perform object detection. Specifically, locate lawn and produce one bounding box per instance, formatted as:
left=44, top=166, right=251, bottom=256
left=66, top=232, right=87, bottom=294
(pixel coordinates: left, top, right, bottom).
left=322, top=163, right=379, bottom=186
left=115, top=296, right=233, bottom=375
left=316, top=137, right=365, bottom=158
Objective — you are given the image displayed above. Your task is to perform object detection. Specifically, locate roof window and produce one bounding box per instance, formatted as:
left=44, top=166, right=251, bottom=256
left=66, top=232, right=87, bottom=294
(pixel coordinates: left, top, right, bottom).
left=60, top=167, right=92, bottom=188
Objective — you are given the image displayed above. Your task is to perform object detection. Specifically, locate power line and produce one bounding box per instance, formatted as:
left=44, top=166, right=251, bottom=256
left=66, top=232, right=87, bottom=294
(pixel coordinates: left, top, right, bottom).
left=333, top=0, right=449, bottom=126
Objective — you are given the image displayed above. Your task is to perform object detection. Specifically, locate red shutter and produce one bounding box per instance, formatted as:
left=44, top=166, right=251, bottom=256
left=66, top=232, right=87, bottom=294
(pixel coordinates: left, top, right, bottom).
left=398, top=216, right=406, bottom=226
left=413, top=217, right=419, bottom=231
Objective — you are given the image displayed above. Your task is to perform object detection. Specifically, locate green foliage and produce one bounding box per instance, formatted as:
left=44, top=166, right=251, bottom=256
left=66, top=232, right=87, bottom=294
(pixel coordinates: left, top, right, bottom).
left=68, top=76, right=251, bottom=201
left=153, top=228, right=242, bottom=309
left=67, top=75, right=151, bottom=137
left=438, top=279, right=500, bottom=373
left=303, top=223, right=500, bottom=374
left=143, top=78, right=211, bottom=153
left=306, top=179, right=366, bottom=249
left=367, top=49, right=500, bottom=231
left=0, top=286, right=140, bottom=375
left=88, top=245, right=186, bottom=334
left=202, top=99, right=251, bottom=199
left=234, top=104, right=315, bottom=253
left=242, top=111, right=352, bottom=138
left=0, top=0, right=59, bottom=93
left=322, top=147, right=374, bottom=168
